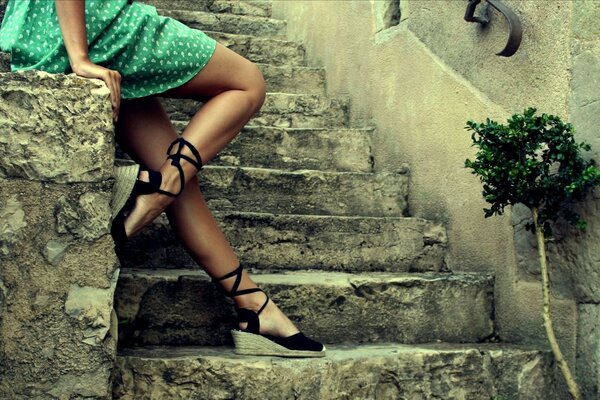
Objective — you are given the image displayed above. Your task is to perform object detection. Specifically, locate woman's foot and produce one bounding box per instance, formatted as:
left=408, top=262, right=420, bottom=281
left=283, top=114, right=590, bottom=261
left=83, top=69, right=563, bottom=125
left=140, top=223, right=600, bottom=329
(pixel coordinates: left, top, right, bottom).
left=122, top=167, right=182, bottom=238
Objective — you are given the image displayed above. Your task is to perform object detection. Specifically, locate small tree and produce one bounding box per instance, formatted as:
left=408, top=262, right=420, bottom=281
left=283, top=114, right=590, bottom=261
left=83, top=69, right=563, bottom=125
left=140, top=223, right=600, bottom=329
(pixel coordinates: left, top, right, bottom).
left=465, top=108, right=600, bottom=400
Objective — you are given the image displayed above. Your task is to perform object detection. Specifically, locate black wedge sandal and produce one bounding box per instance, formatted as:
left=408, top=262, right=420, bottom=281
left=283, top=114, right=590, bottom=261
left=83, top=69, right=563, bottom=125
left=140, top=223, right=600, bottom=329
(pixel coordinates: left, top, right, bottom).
left=214, top=265, right=326, bottom=358
left=110, top=137, right=203, bottom=251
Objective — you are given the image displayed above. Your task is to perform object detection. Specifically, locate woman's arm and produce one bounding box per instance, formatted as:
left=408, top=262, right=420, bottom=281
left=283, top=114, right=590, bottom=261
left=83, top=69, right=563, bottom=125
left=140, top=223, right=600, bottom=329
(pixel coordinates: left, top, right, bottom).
left=54, top=0, right=121, bottom=122
left=54, top=0, right=89, bottom=67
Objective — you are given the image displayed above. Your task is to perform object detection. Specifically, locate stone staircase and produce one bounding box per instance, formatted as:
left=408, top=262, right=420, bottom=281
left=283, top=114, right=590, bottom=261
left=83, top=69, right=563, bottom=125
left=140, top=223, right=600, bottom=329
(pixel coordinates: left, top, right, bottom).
left=0, top=1, right=561, bottom=399
left=111, top=2, right=562, bottom=399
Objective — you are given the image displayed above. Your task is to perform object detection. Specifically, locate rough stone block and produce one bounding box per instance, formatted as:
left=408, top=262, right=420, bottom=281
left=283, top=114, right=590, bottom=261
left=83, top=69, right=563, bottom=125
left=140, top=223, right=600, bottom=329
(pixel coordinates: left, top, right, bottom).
left=115, top=269, right=493, bottom=346
left=113, top=344, right=562, bottom=400
left=0, top=52, right=9, bottom=73
left=0, top=71, right=114, bottom=183
left=199, top=166, right=409, bottom=216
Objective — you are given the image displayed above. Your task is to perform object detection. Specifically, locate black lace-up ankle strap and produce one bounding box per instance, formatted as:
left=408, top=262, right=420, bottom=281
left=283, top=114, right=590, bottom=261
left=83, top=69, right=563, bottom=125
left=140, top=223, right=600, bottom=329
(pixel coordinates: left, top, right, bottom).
left=213, top=265, right=264, bottom=298
left=159, top=137, right=203, bottom=198
left=213, top=265, right=269, bottom=334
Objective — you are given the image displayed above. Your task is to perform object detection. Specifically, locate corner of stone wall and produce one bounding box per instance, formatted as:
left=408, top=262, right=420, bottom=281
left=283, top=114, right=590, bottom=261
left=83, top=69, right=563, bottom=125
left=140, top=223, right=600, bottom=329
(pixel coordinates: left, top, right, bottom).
left=0, top=71, right=119, bottom=399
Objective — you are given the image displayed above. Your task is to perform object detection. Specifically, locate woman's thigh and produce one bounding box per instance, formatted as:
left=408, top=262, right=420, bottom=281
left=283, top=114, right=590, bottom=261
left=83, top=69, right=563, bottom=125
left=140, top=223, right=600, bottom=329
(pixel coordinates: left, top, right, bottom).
left=159, top=43, right=265, bottom=100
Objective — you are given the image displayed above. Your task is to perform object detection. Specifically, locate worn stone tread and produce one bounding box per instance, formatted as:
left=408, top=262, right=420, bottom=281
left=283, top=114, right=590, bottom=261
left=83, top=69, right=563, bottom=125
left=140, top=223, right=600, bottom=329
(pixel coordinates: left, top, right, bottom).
left=162, top=92, right=349, bottom=128
left=157, top=9, right=286, bottom=38
left=199, top=166, right=409, bottom=216
left=206, top=30, right=305, bottom=65
left=113, top=344, right=561, bottom=400
left=115, top=268, right=493, bottom=346
left=121, top=213, right=448, bottom=273
left=118, top=124, right=374, bottom=172
left=140, top=0, right=272, bottom=17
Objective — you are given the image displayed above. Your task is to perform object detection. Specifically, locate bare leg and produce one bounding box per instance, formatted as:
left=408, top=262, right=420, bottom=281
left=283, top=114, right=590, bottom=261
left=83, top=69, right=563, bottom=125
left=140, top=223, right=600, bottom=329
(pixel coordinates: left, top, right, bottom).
left=122, top=43, right=266, bottom=239
left=116, top=97, right=298, bottom=338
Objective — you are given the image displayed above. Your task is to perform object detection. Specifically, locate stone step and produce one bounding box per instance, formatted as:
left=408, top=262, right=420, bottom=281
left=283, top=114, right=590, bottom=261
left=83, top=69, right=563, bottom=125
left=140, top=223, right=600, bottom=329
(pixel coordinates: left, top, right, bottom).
left=207, top=31, right=305, bottom=66
left=162, top=93, right=349, bottom=128
left=204, top=126, right=374, bottom=172
left=199, top=166, right=408, bottom=216
left=113, top=344, right=561, bottom=400
left=158, top=9, right=286, bottom=39
left=115, top=269, right=494, bottom=347
left=140, top=0, right=272, bottom=17
left=120, top=213, right=448, bottom=273
left=256, top=63, right=326, bottom=95
left=119, top=125, right=374, bottom=172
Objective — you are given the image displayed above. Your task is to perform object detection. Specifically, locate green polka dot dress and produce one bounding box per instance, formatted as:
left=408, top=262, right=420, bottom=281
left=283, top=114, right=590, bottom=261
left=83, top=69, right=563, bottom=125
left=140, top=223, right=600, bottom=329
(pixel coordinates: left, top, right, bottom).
left=0, top=0, right=217, bottom=99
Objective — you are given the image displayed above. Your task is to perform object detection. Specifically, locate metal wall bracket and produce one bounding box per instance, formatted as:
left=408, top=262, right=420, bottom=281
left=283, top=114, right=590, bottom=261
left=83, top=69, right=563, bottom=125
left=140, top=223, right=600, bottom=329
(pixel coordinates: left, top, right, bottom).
left=464, top=0, right=523, bottom=57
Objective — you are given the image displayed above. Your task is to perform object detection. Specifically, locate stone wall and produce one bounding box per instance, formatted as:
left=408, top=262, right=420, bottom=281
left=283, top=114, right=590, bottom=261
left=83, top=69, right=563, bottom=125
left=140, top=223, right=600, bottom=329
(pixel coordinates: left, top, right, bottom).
left=271, top=0, right=597, bottom=397
left=0, top=71, right=118, bottom=399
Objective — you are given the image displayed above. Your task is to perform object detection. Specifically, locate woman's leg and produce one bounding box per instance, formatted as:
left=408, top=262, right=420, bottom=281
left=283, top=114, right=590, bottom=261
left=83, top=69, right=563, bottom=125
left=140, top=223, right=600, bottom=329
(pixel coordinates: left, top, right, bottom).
left=116, top=97, right=298, bottom=338
left=122, top=43, right=266, bottom=238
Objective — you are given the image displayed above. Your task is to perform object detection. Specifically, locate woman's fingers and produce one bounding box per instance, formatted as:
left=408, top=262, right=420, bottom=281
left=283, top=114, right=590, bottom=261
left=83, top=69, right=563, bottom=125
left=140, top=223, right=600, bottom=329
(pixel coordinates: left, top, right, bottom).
left=100, top=68, right=121, bottom=122
left=72, top=60, right=122, bottom=122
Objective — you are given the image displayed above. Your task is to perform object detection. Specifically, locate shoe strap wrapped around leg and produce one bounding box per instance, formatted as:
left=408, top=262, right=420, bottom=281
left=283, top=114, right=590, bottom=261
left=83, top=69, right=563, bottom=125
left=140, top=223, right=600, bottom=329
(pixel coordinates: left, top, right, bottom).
left=159, top=137, right=203, bottom=197
left=213, top=265, right=269, bottom=334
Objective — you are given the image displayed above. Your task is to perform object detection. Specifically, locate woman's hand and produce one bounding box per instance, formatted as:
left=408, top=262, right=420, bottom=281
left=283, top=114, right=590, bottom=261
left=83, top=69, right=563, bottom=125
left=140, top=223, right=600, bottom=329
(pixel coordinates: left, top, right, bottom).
left=71, top=59, right=122, bottom=122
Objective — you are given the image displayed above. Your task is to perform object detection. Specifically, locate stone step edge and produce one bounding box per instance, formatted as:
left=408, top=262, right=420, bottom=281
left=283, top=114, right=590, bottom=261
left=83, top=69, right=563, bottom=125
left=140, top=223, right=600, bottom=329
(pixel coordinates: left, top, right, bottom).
left=117, top=342, right=549, bottom=360
left=118, top=268, right=493, bottom=286
left=171, top=123, right=375, bottom=134
left=204, top=30, right=301, bottom=47
left=114, top=160, right=406, bottom=178
left=114, top=343, right=561, bottom=399
left=156, top=8, right=286, bottom=26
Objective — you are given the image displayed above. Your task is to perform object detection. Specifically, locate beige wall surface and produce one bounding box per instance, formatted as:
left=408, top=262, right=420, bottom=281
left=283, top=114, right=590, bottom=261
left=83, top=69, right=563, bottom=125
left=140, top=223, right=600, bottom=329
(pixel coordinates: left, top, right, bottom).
left=271, top=0, right=584, bottom=374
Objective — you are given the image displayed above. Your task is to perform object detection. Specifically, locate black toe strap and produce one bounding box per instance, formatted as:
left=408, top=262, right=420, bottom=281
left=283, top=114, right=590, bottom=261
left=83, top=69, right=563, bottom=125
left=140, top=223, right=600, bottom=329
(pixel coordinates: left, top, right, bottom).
left=267, top=332, right=324, bottom=352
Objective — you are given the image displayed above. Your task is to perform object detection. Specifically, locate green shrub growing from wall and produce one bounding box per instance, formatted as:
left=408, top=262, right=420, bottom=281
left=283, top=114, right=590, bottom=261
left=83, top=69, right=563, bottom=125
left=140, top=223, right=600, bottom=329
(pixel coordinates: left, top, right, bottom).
left=465, top=107, right=600, bottom=400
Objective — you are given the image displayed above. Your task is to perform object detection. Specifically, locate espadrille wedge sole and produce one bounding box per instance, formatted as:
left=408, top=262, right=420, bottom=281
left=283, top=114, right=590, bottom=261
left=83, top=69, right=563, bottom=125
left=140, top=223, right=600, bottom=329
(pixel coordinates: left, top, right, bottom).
left=232, top=330, right=326, bottom=358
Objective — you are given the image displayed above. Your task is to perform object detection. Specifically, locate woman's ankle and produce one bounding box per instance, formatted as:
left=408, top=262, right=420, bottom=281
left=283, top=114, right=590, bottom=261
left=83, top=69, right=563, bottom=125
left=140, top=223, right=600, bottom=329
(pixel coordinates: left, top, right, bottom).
left=234, top=291, right=268, bottom=311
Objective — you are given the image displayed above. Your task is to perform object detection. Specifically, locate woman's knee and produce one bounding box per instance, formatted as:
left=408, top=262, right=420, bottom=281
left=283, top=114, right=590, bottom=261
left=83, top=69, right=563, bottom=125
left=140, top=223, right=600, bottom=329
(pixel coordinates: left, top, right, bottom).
left=246, top=63, right=266, bottom=114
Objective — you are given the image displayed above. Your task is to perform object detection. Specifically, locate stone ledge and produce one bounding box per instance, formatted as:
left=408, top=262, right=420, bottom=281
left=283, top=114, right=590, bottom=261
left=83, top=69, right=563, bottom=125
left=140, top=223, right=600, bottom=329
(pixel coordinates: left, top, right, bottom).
left=0, top=70, right=118, bottom=399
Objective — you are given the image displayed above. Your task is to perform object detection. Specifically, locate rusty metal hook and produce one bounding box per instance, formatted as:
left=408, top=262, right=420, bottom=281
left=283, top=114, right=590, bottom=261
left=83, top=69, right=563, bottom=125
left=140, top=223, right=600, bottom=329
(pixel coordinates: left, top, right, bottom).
left=464, top=0, right=523, bottom=57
